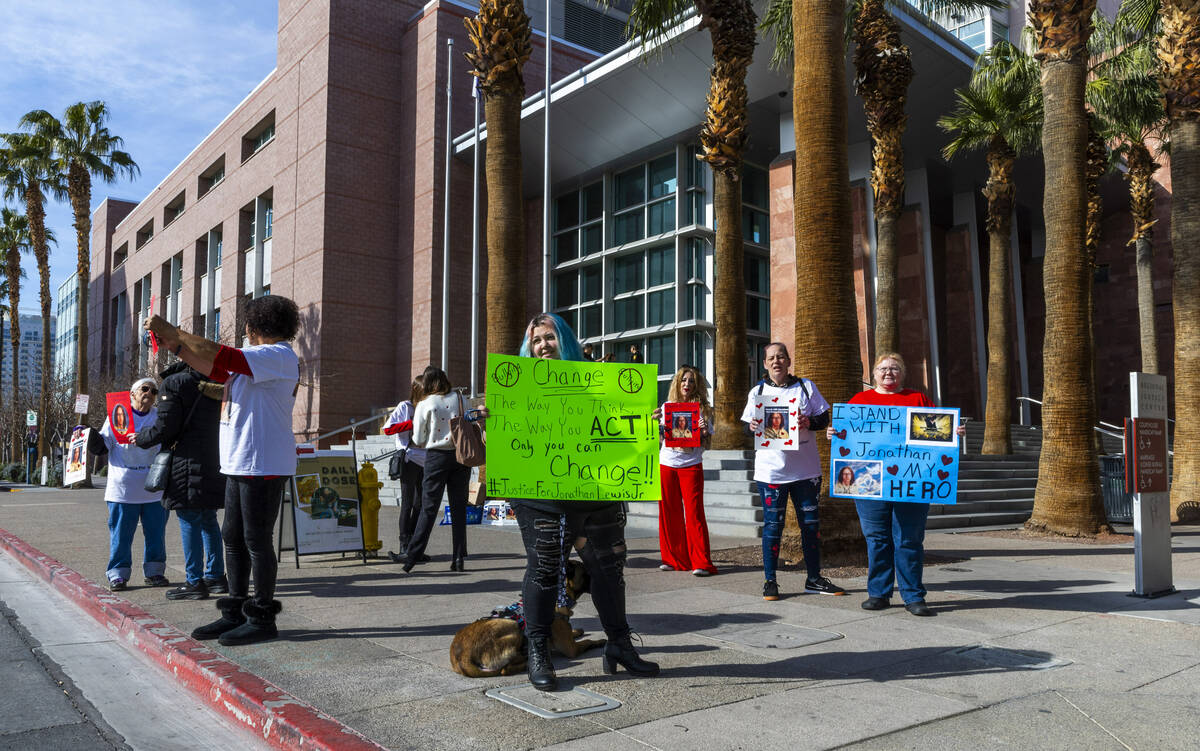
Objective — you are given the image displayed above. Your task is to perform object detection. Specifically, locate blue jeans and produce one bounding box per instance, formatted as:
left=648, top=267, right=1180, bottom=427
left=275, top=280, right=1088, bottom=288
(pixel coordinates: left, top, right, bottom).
left=855, top=499, right=929, bottom=603
left=759, top=478, right=821, bottom=582
left=106, top=502, right=169, bottom=582
left=176, top=509, right=225, bottom=585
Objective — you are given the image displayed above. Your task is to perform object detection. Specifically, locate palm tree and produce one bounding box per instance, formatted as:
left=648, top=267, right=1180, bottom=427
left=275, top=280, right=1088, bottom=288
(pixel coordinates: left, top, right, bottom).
left=0, top=133, right=63, bottom=465
left=1025, top=0, right=1109, bottom=536
left=939, top=40, right=1042, bottom=455
left=20, top=103, right=138, bottom=400
left=624, top=0, right=758, bottom=449
left=464, top=0, right=532, bottom=356
left=0, top=208, right=31, bottom=460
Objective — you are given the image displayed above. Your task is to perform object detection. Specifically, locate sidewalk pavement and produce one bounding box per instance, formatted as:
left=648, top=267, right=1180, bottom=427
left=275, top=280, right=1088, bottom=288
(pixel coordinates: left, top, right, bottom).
left=1, top=484, right=1198, bottom=750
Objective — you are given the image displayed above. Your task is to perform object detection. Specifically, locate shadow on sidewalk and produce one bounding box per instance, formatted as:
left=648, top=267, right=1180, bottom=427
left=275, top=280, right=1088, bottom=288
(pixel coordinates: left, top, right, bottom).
left=275, top=573, right=526, bottom=599
left=280, top=623, right=462, bottom=641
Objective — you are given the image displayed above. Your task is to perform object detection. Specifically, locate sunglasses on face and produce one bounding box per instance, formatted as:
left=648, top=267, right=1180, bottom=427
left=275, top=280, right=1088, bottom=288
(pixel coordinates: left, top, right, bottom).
left=138, top=385, right=158, bottom=395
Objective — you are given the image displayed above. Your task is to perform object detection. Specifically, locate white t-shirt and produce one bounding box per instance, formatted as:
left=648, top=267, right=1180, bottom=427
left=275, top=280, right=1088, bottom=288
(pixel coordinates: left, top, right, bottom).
left=101, top=408, right=162, bottom=504
left=740, top=377, right=830, bottom=483
left=219, top=342, right=300, bottom=476
left=385, top=400, right=426, bottom=467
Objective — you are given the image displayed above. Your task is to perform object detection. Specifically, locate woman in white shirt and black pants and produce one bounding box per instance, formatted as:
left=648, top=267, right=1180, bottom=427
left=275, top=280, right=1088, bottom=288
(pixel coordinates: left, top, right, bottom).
left=402, top=366, right=471, bottom=573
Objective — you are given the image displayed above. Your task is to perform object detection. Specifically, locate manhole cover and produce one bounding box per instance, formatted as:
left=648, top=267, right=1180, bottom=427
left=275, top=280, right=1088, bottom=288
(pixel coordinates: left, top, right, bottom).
left=952, top=645, right=1071, bottom=670
left=486, top=685, right=621, bottom=719
left=697, top=623, right=843, bottom=650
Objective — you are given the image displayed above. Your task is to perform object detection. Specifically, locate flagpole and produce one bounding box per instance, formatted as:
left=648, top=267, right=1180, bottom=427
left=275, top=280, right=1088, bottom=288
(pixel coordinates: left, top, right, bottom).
left=442, top=38, right=453, bottom=371
left=470, top=73, right=481, bottom=397
left=541, top=0, right=552, bottom=312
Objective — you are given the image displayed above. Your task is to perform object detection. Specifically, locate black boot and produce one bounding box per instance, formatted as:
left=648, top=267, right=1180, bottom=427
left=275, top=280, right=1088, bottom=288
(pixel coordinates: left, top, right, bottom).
left=527, top=636, right=558, bottom=692
left=602, top=634, right=659, bottom=677
left=218, top=599, right=281, bottom=646
left=191, top=597, right=247, bottom=641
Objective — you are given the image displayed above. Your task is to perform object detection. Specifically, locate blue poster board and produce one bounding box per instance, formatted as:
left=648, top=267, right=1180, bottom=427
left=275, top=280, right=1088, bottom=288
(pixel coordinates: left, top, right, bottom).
left=829, top=403, right=960, bottom=504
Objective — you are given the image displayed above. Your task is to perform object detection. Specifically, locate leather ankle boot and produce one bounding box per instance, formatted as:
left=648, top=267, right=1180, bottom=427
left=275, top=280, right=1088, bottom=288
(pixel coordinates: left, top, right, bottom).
left=219, top=599, right=281, bottom=646
left=191, top=597, right=247, bottom=641
left=603, top=634, right=659, bottom=677
left=527, top=636, right=558, bottom=691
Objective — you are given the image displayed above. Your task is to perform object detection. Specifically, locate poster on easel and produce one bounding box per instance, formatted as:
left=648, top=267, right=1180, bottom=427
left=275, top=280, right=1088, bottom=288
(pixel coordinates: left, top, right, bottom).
left=64, top=427, right=90, bottom=485
left=106, top=392, right=134, bottom=444
left=285, top=450, right=366, bottom=562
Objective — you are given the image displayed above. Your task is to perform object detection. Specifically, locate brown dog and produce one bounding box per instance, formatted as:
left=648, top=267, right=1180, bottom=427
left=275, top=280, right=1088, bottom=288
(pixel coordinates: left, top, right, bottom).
left=450, top=560, right=606, bottom=677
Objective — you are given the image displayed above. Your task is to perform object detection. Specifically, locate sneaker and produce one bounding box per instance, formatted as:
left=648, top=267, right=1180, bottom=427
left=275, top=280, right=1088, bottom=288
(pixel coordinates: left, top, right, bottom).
left=203, top=576, right=229, bottom=594
left=659, top=564, right=673, bottom=571
left=109, top=578, right=127, bottom=592
left=804, top=576, right=846, bottom=596
left=763, top=580, right=780, bottom=601
left=692, top=569, right=713, bottom=577
left=166, top=581, right=209, bottom=601
left=144, top=575, right=171, bottom=587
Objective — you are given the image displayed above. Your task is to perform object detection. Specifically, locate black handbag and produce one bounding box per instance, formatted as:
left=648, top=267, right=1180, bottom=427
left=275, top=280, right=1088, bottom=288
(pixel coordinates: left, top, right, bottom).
left=144, top=389, right=203, bottom=494
left=388, top=448, right=407, bottom=481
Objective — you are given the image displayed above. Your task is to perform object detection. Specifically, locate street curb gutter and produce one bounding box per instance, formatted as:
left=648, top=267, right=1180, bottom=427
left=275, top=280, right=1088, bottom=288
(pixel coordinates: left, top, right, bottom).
left=0, top=528, right=388, bottom=751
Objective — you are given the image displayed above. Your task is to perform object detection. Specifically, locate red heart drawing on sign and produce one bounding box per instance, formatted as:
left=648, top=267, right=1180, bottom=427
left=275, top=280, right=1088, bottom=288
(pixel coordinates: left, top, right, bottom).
left=789, top=398, right=796, bottom=403
left=772, top=397, right=779, bottom=403
left=790, top=411, right=797, bottom=417
left=941, top=455, right=953, bottom=465
left=835, top=429, right=847, bottom=440
left=756, top=403, right=762, bottom=408
left=784, top=440, right=794, bottom=446
left=755, top=432, right=763, bottom=437
left=886, top=465, right=899, bottom=475
left=839, top=447, right=850, bottom=456
left=937, top=469, right=949, bottom=480
left=761, top=441, right=771, bottom=447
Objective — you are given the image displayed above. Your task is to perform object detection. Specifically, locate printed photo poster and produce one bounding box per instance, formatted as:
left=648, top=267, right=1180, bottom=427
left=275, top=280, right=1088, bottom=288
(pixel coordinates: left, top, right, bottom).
left=829, top=404, right=960, bottom=504
left=753, top=398, right=799, bottom=450
left=663, top=402, right=701, bottom=448
left=484, top=353, right=660, bottom=502
left=291, top=453, right=365, bottom=555
left=106, top=392, right=134, bottom=444
left=63, top=427, right=90, bottom=485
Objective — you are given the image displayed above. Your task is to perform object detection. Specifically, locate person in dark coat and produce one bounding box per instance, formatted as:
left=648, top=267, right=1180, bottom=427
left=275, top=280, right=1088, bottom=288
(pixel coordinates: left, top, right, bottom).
left=135, top=361, right=227, bottom=600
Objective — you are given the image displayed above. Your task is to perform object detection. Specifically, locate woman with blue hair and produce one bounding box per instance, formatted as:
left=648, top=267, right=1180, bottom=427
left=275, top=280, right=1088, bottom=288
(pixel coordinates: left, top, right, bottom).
left=513, top=312, right=659, bottom=691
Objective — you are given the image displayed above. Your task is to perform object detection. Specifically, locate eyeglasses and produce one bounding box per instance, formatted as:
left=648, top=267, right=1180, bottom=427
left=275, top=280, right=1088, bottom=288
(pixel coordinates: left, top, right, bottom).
left=875, top=367, right=901, bottom=374
left=138, top=385, right=158, bottom=395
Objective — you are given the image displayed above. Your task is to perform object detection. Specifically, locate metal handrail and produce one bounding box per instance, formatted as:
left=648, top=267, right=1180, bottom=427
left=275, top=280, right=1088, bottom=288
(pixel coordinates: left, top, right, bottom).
left=1017, top=395, right=1176, bottom=427
left=314, top=413, right=389, bottom=443
left=1015, top=395, right=1174, bottom=456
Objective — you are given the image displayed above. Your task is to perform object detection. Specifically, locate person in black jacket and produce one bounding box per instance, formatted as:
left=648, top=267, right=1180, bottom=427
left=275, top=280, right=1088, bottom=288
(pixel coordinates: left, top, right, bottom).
left=135, top=361, right=227, bottom=600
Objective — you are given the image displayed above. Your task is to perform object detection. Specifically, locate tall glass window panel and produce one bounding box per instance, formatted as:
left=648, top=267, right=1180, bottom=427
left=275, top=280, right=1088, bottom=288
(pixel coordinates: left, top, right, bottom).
left=743, top=165, right=769, bottom=208
left=555, top=191, right=579, bottom=230
left=581, top=265, right=602, bottom=302
left=648, top=199, right=676, bottom=235
left=614, top=167, right=645, bottom=211
left=648, top=246, right=674, bottom=286
left=648, top=155, right=677, bottom=199
left=747, top=296, right=770, bottom=333
left=613, top=295, right=644, bottom=331
left=582, top=225, right=602, bottom=256
left=554, top=271, right=578, bottom=308
left=554, top=229, right=578, bottom=264
left=579, top=305, right=602, bottom=339
left=647, top=333, right=674, bottom=376
left=745, top=255, right=769, bottom=294
left=612, top=211, right=644, bottom=245
left=583, top=183, right=603, bottom=221
left=686, top=331, right=706, bottom=374
left=558, top=309, right=577, bottom=335
left=612, top=254, right=644, bottom=295
left=648, top=289, right=675, bottom=326
left=743, top=207, right=768, bottom=245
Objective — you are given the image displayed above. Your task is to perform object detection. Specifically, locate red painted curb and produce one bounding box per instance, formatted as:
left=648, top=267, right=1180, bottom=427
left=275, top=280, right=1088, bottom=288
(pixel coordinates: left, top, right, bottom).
left=0, top=528, right=388, bottom=751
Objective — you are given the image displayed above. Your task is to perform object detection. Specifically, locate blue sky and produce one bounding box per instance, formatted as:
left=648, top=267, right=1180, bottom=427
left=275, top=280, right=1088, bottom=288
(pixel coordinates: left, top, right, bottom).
left=0, top=0, right=278, bottom=315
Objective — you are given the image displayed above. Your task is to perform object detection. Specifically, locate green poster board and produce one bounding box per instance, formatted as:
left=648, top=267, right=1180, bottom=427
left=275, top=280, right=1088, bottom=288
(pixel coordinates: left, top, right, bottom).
left=484, top=354, right=660, bottom=502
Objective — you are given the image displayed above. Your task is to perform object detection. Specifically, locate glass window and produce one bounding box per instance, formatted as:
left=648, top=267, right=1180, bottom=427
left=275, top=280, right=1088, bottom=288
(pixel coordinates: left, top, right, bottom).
left=648, top=199, right=676, bottom=235
left=612, top=254, right=644, bottom=295
left=686, top=283, right=705, bottom=319
left=582, top=225, right=602, bottom=256
left=686, top=191, right=705, bottom=226
left=263, top=202, right=273, bottom=239
left=555, top=191, right=579, bottom=230
left=613, top=296, right=643, bottom=330
left=743, top=207, right=768, bottom=245
left=554, top=271, right=577, bottom=308
left=743, top=165, right=769, bottom=208
left=581, top=265, right=602, bottom=302
left=648, top=154, right=676, bottom=199
left=992, top=22, right=1008, bottom=44
left=557, top=309, right=577, bottom=334
left=648, top=246, right=674, bottom=286
left=583, top=183, right=603, bottom=221
left=745, top=255, right=769, bottom=294
left=747, top=296, right=770, bottom=333
left=614, top=167, right=645, bottom=211
left=579, top=305, right=602, bottom=338
left=612, top=211, right=644, bottom=245
left=554, top=230, right=578, bottom=264
left=648, top=288, right=674, bottom=326
left=646, top=334, right=674, bottom=372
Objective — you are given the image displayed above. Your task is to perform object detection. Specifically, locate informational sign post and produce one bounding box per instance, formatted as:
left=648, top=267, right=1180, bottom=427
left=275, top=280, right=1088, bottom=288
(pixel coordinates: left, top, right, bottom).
left=284, top=451, right=366, bottom=564
left=25, top=410, right=37, bottom=427
left=63, top=427, right=90, bottom=485
left=1129, top=372, right=1173, bottom=598
left=829, top=404, right=960, bottom=504
left=484, top=354, right=660, bottom=502
left=73, top=393, right=90, bottom=415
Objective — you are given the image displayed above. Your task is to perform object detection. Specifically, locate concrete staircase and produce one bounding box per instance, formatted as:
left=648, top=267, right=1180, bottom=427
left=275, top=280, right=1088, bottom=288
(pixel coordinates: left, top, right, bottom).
left=331, top=433, right=408, bottom=506
left=625, top=451, right=761, bottom=538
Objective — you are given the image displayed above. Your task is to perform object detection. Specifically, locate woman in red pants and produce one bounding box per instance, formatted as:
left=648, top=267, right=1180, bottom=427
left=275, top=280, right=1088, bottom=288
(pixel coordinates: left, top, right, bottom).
left=658, top=365, right=717, bottom=576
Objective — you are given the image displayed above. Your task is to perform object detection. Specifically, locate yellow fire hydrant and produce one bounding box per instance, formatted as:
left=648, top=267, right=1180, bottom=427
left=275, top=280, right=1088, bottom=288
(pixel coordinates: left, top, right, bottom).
left=358, top=461, right=383, bottom=554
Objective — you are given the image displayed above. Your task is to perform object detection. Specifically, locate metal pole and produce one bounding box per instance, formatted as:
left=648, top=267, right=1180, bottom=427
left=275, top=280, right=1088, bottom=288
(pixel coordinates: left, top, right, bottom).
left=442, top=38, right=454, bottom=371
left=541, top=0, right=552, bottom=312
left=470, top=75, right=481, bottom=397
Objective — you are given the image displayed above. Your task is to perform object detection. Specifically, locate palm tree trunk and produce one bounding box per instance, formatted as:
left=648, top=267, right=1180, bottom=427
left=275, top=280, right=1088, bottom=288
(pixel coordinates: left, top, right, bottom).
left=1027, top=47, right=1108, bottom=535
left=1135, top=235, right=1158, bottom=374
left=1169, top=119, right=1199, bottom=520
left=6, top=245, right=20, bottom=461
left=712, top=172, right=748, bottom=449
left=22, top=180, right=50, bottom=465
left=1085, top=121, right=1105, bottom=457
left=982, top=139, right=1015, bottom=455
left=482, top=92, right=525, bottom=355
left=1125, top=145, right=1158, bottom=374
left=791, top=0, right=863, bottom=554
left=68, top=162, right=91, bottom=398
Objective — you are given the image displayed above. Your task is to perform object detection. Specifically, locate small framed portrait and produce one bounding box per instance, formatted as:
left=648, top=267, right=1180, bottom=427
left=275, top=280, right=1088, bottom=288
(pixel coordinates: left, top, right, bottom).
left=663, top=402, right=701, bottom=448
left=831, top=460, right=884, bottom=499
left=906, top=407, right=959, bottom=447
left=762, top=406, right=790, bottom=440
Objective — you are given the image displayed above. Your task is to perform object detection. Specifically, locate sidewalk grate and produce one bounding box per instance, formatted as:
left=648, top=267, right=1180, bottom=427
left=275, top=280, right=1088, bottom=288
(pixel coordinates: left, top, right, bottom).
left=485, top=684, right=621, bottom=719
left=952, top=645, right=1072, bottom=670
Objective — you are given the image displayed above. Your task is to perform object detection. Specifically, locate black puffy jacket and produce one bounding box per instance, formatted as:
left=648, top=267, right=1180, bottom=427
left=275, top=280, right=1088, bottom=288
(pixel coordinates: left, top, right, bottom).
left=135, top=362, right=224, bottom=511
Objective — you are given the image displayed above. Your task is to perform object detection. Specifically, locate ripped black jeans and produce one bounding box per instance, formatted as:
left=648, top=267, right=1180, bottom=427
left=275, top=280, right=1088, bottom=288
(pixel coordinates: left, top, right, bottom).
left=514, top=502, right=629, bottom=641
